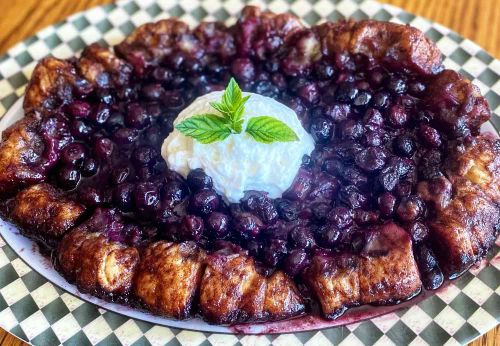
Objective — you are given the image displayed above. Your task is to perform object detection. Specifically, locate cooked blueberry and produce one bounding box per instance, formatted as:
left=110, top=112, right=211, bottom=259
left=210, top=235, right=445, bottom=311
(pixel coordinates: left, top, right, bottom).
left=126, top=103, right=151, bottom=129
left=113, top=183, right=135, bottom=212
left=378, top=192, right=397, bottom=217
left=134, top=182, right=160, bottom=211
left=387, top=77, right=407, bottom=94
left=310, top=117, right=334, bottom=143
left=189, top=189, right=220, bottom=216
left=393, top=135, right=416, bottom=157
left=61, top=143, right=86, bottom=166
left=111, top=164, right=132, bottom=185
left=179, top=215, right=205, bottom=241
left=67, top=100, right=91, bottom=118
left=231, top=58, right=255, bottom=81
left=262, top=239, right=288, bottom=267
left=371, top=92, right=390, bottom=109
left=70, top=120, right=94, bottom=139
left=56, top=166, right=81, bottom=190
left=240, top=191, right=277, bottom=224
left=419, top=124, right=442, bottom=148
left=324, top=103, right=352, bottom=123
left=297, top=83, right=320, bottom=105
left=387, top=105, right=408, bottom=127
left=93, top=137, right=114, bottom=160
left=233, top=212, right=264, bottom=239
left=340, top=120, right=364, bottom=140
left=132, top=146, right=158, bottom=166
left=314, top=60, right=335, bottom=80
left=414, top=244, right=438, bottom=273
left=207, top=212, right=229, bottom=238
left=355, top=147, right=386, bottom=171
left=353, top=90, right=372, bottom=107
left=282, top=249, right=310, bottom=277
left=317, top=225, right=342, bottom=248
left=396, top=195, right=425, bottom=222
left=81, top=158, right=98, bottom=177
left=407, top=221, right=429, bottom=243
left=328, top=207, right=354, bottom=229
left=246, top=240, right=262, bottom=258
left=290, top=226, right=315, bottom=249
left=283, top=168, right=313, bottom=200
left=421, top=267, right=444, bottom=290
left=187, top=168, right=213, bottom=190
left=89, top=103, right=111, bottom=124
left=276, top=199, right=299, bottom=221
left=335, top=82, right=358, bottom=103
left=339, top=185, right=368, bottom=209
left=112, top=128, right=139, bottom=145
left=78, top=186, right=107, bottom=207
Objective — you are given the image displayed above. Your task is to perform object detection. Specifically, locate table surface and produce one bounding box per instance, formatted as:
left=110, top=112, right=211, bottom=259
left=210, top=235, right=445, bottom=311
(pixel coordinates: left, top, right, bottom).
left=0, top=0, right=498, bottom=345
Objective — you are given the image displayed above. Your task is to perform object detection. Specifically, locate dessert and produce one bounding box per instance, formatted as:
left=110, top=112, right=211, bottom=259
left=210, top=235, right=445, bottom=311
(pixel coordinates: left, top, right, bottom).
left=0, top=6, right=498, bottom=325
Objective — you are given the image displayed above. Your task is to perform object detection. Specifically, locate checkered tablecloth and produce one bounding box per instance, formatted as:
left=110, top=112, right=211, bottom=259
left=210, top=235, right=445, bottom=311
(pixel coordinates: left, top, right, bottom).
left=0, top=0, right=499, bottom=345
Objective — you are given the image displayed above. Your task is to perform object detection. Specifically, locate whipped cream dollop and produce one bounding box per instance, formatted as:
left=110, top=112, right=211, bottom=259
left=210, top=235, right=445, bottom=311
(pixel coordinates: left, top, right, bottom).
left=161, top=91, right=315, bottom=203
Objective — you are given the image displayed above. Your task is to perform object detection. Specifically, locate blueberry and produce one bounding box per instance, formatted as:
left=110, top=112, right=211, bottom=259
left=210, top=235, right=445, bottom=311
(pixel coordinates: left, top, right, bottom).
left=340, top=120, right=364, bottom=140
left=387, top=77, right=407, bottom=94
left=314, top=61, right=335, bottom=80
left=81, top=158, right=98, bottom=177
left=419, top=124, right=442, bottom=148
left=126, top=103, right=151, bottom=129
left=309, top=116, right=334, bottom=144
left=61, top=143, right=86, bottom=167
left=421, top=267, right=444, bottom=290
left=110, top=164, right=132, bottom=185
left=396, top=195, right=425, bottom=222
left=94, top=137, right=114, bottom=160
left=328, top=207, right=354, bottom=229
left=276, top=199, right=299, bottom=221
left=187, top=168, right=213, bottom=191
left=113, top=183, right=135, bottom=212
left=415, top=244, right=438, bottom=273
left=353, top=90, right=372, bottom=107
left=317, top=224, right=342, bottom=248
left=290, top=226, right=315, bottom=249
left=78, top=186, right=107, bottom=207
left=70, top=120, right=94, bottom=139
left=142, top=83, right=165, bottom=100
left=335, top=82, right=359, bottom=103
left=282, top=249, right=310, bottom=277
left=240, top=191, right=278, bottom=224
left=407, top=221, right=429, bottom=243
left=112, top=128, right=139, bottom=145
left=132, top=146, right=158, bottom=167
left=67, top=100, right=91, bottom=118
left=206, top=212, right=230, bottom=238
left=338, top=185, right=368, bottom=209
left=393, top=135, right=416, bottom=158
left=371, top=92, right=390, bottom=109
left=377, top=192, right=397, bottom=217
left=231, top=58, right=255, bottom=81
left=262, top=239, right=288, bottom=267
left=233, top=212, right=264, bottom=239
left=179, top=215, right=205, bottom=241
left=354, top=147, right=386, bottom=172
left=134, top=182, right=160, bottom=212
left=387, top=105, right=408, bottom=128
left=57, top=166, right=81, bottom=190
left=189, top=189, right=220, bottom=216
left=89, top=103, right=111, bottom=124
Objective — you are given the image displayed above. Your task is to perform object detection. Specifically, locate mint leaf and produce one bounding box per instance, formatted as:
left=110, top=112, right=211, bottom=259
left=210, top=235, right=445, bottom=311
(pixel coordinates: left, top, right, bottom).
left=209, top=101, right=231, bottom=121
left=245, top=116, right=299, bottom=143
left=175, top=114, right=232, bottom=144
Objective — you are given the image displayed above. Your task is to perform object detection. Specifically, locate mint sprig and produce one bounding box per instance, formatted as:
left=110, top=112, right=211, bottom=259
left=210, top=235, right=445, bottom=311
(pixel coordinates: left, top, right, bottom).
left=175, top=78, right=299, bottom=144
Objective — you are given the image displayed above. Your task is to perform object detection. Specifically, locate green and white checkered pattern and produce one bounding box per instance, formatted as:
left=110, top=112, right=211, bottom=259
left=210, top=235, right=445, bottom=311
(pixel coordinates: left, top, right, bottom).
left=0, top=0, right=498, bottom=345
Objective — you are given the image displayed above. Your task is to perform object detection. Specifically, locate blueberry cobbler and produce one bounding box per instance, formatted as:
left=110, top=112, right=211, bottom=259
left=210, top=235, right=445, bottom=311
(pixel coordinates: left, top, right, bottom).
left=0, top=6, right=498, bottom=324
